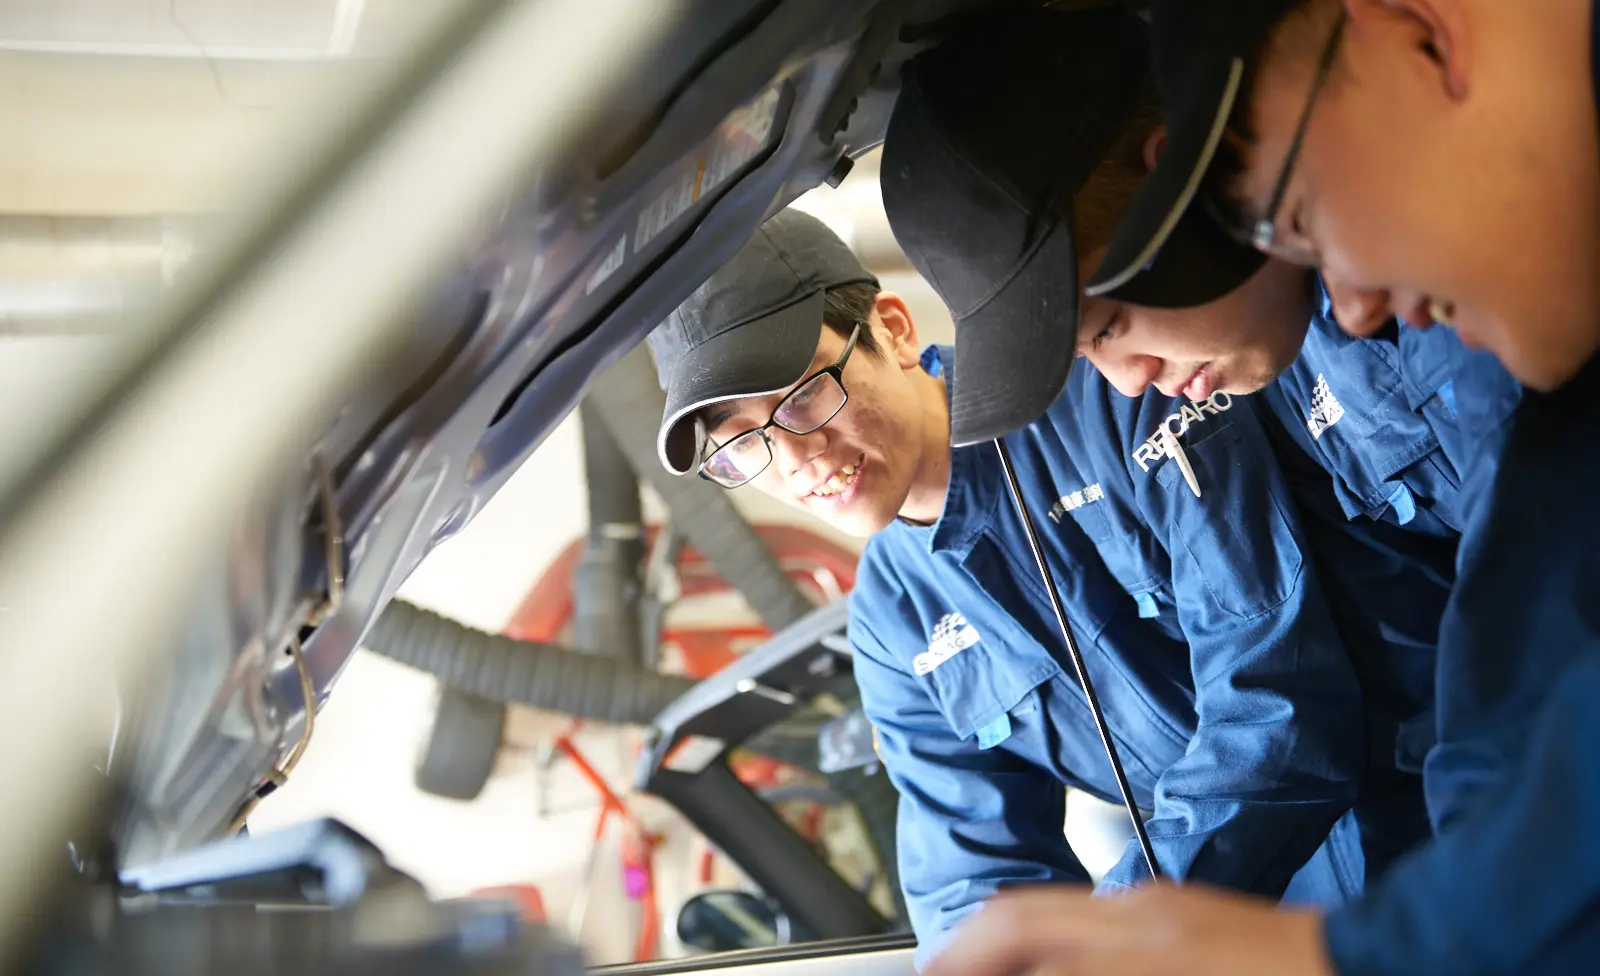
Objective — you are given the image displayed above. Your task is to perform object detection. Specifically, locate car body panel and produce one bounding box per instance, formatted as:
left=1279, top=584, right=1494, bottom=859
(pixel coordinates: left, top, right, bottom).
left=112, top=0, right=993, bottom=877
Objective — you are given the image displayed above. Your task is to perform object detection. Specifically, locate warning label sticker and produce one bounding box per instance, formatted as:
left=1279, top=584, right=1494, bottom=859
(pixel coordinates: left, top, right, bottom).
left=633, top=86, right=783, bottom=252
left=585, top=234, right=627, bottom=295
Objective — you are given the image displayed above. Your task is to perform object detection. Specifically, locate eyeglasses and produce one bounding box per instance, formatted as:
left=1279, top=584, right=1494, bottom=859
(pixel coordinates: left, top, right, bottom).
left=698, top=323, right=860, bottom=488
left=1230, top=11, right=1347, bottom=265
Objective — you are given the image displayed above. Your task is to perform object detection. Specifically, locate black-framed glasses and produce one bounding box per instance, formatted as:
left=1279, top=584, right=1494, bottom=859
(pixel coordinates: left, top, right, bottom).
left=698, top=323, right=860, bottom=488
left=1231, top=11, right=1347, bottom=265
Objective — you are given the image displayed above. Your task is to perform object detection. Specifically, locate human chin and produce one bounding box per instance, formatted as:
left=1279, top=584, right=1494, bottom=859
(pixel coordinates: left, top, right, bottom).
left=1469, top=310, right=1570, bottom=391
left=1214, top=354, right=1285, bottom=396
left=832, top=503, right=897, bottom=539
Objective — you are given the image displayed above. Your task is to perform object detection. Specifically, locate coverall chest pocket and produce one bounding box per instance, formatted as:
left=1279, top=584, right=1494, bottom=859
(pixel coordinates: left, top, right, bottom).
left=918, top=626, right=1061, bottom=751
left=1032, top=482, right=1167, bottom=624
left=1298, top=337, right=1442, bottom=523
left=1156, top=423, right=1303, bottom=619
left=1078, top=500, right=1167, bottom=601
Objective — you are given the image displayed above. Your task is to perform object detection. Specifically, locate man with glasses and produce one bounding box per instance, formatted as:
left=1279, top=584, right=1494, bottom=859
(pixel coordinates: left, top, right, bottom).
left=648, top=210, right=952, bottom=536
left=648, top=22, right=1383, bottom=960
left=868, top=1, right=1492, bottom=961
left=919, top=1, right=1596, bottom=974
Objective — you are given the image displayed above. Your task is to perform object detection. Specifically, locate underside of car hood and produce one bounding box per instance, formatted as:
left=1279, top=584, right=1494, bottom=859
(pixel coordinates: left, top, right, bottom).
left=109, top=0, right=1016, bottom=871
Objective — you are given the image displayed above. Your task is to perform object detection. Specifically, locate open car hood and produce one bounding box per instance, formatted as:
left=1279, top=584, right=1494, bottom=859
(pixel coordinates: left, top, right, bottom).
left=108, top=0, right=1007, bottom=871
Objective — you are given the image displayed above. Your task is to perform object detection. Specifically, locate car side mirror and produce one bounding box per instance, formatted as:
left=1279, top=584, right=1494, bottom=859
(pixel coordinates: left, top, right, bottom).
left=674, top=889, right=790, bottom=953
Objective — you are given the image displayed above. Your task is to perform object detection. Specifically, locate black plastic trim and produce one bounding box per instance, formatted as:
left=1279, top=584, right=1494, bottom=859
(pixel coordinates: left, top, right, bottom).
left=590, top=934, right=917, bottom=976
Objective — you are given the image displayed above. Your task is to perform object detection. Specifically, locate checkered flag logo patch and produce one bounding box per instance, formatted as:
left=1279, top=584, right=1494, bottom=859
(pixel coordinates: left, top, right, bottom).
left=1307, top=373, right=1346, bottom=441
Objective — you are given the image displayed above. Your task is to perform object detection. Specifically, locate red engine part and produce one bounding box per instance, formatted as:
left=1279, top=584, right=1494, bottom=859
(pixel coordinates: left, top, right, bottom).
left=506, top=524, right=858, bottom=679
left=503, top=523, right=859, bottom=962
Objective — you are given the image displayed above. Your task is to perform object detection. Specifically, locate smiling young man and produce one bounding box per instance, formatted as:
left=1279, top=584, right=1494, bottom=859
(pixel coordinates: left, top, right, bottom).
left=644, top=8, right=1453, bottom=968
left=645, top=209, right=948, bottom=532
left=921, top=2, right=1600, bottom=974
left=651, top=203, right=1369, bottom=968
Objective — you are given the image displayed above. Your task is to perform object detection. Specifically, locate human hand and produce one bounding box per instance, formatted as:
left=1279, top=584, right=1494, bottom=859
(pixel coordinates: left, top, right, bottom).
left=922, top=883, right=1333, bottom=976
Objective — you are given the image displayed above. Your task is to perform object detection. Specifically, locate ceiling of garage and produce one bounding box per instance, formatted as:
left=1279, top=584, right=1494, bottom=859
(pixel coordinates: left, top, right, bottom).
left=0, top=2, right=925, bottom=334
left=0, top=1, right=452, bottom=330
left=0, top=0, right=389, bottom=59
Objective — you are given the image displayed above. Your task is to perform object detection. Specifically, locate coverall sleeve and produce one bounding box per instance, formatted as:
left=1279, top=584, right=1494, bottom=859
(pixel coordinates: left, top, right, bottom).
left=1325, top=652, right=1600, bottom=975
left=850, top=612, right=1090, bottom=969
left=1100, top=412, right=1365, bottom=895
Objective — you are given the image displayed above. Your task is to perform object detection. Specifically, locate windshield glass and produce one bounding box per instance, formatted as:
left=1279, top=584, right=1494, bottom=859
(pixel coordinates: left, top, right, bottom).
left=738, top=705, right=901, bottom=922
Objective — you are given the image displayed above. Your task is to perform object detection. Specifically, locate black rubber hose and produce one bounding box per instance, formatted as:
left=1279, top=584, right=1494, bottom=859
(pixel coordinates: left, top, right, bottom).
left=586, top=345, right=816, bottom=632
left=373, top=601, right=908, bottom=924
left=573, top=400, right=646, bottom=662
left=579, top=399, right=643, bottom=546
left=367, top=601, right=694, bottom=725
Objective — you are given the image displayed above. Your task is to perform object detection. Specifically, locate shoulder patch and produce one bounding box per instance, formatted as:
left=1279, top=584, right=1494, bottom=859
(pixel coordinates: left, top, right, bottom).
left=1307, top=374, right=1346, bottom=440
left=913, top=611, right=981, bottom=675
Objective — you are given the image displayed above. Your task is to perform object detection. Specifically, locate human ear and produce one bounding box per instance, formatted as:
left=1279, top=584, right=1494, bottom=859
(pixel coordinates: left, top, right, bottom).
left=1346, top=0, right=1470, bottom=100
left=872, top=292, right=923, bottom=369
left=1142, top=124, right=1168, bottom=173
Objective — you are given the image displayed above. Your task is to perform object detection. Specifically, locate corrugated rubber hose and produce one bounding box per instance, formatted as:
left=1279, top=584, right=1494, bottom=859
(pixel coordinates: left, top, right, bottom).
left=368, top=600, right=695, bottom=725
left=371, top=598, right=909, bottom=926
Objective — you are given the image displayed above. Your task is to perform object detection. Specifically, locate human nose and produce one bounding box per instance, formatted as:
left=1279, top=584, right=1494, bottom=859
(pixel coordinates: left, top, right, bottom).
left=1321, top=274, right=1392, bottom=337
left=1099, top=354, right=1163, bottom=398
left=770, top=425, right=828, bottom=478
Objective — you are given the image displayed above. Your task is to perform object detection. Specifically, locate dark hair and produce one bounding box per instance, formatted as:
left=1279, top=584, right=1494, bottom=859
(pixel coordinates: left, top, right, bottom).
left=1203, top=0, right=1329, bottom=230
left=821, top=280, right=882, bottom=354
left=1072, top=81, right=1164, bottom=255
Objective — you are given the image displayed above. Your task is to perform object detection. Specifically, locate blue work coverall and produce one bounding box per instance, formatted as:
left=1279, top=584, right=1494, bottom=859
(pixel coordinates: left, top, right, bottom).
left=1324, top=349, right=1600, bottom=974
left=851, top=346, right=1369, bottom=966
left=1264, top=281, right=1516, bottom=540
left=1320, top=24, right=1600, bottom=968
left=1258, top=284, right=1522, bottom=865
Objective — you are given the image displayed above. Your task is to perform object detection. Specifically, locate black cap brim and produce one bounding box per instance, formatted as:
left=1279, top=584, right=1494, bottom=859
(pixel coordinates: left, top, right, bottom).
left=1100, top=197, right=1267, bottom=310
left=655, top=290, right=823, bottom=475
left=949, top=213, right=1079, bottom=447
left=1086, top=55, right=1251, bottom=304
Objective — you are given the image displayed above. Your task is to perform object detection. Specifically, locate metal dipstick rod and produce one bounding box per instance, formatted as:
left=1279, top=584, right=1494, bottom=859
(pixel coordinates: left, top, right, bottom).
left=992, top=437, right=1161, bottom=880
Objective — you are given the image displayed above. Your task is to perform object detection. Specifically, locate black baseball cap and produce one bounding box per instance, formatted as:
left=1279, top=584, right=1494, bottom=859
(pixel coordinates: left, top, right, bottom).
left=648, top=209, right=877, bottom=475
left=1086, top=0, right=1291, bottom=302
left=881, top=5, right=1261, bottom=446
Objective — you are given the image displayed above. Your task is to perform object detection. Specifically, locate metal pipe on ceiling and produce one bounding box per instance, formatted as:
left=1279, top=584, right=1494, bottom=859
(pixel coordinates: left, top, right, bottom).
left=0, top=213, right=202, bottom=332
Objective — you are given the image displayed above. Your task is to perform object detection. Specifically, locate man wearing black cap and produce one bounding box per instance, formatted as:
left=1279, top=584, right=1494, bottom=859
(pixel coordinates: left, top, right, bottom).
left=872, top=0, right=1483, bottom=958
left=879, top=0, right=1526, bottom=936
left=648, top=208, right=952, bottom=537
left=920, top=2, right=1600, bottom=974
left=648, top=9, right=1397, bottom=967
left=654, top=205, right=1366, bottom=969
